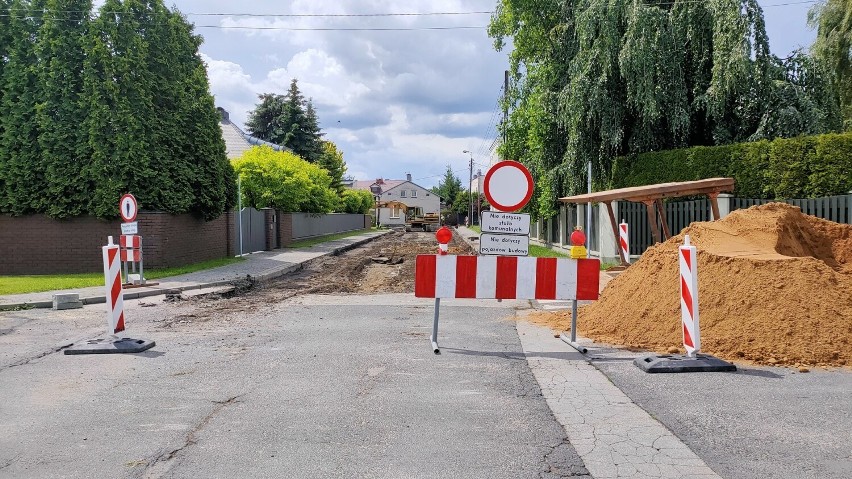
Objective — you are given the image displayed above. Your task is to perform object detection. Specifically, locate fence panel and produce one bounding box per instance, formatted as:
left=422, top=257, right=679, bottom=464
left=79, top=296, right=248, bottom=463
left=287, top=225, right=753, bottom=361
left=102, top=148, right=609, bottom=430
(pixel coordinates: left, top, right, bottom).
left=733, top=195, right=852, bottom=225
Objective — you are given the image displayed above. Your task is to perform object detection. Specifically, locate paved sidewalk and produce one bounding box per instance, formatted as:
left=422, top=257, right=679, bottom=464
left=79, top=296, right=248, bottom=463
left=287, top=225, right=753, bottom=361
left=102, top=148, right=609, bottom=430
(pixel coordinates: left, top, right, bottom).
left=0, top=229, right=391, bottom=311
left=517, top=319, right=721, bottom=479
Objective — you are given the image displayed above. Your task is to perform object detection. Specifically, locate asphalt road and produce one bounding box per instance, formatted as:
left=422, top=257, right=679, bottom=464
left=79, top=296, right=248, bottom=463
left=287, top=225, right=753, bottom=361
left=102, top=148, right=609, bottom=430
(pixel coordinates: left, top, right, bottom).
left=584, top=343, right=852, bottom=479
left=0, top=293, right=589, bottom=479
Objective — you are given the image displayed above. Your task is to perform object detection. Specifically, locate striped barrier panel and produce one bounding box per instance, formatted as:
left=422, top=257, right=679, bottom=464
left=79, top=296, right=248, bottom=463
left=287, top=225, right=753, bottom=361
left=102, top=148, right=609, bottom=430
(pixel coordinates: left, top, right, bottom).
left=119, top=235, right=141, bottom=249
left=120, top=249, right=141, bottom=262
left=415, top=255, right=600, bottom=300
left=102, top=239, right=126, bottom=334
left=679, top=235, right=700, bottom=356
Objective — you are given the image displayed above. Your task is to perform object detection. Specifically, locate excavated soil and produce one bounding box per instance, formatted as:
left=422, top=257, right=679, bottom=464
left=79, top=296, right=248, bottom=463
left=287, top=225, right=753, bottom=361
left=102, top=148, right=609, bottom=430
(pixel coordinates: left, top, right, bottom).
left=157, top=229, right=475, bottom=327
left=532, top=203, right=852, bottom=368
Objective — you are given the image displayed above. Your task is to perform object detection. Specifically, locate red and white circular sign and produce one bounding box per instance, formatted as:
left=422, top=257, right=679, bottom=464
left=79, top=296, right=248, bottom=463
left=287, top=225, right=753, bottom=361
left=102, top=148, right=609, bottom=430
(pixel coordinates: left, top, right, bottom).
left=483, top=161, right=534, bottom=212
left=119, top=194, right=138, bottom=222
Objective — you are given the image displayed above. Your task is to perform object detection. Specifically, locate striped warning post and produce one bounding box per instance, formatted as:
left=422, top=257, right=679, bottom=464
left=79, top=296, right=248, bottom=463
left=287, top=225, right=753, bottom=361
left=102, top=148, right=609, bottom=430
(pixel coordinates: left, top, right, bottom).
left=679, top=235, right=700, bottom=356
left=102, top=238, right=126, bottom=335
left=619, top=221, right=630, bottom=264
left=120, top=249, right=141, bottom=262
left=415, top=255, right=599, bottom=300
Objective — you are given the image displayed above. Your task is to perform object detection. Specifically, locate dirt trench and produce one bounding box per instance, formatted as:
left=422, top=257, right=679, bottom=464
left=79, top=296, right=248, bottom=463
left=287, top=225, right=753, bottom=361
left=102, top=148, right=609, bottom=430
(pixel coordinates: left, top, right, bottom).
left=156, top=229, right=475, bottom=326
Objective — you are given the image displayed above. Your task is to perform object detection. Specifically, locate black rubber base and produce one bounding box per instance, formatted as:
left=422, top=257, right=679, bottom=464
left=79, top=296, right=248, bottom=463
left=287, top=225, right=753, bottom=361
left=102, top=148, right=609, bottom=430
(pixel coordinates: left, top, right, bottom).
left=64, top=337, right=156, bottom=355
left=634, top=353, right=736, bottom=373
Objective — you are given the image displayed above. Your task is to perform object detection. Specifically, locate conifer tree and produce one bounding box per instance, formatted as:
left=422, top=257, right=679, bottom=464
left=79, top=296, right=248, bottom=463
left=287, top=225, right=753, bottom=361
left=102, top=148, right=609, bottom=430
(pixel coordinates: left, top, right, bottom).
left=303, top=99, right=325, bottom=163
left=246, top=93, right=287, bottom=143
left=84, top=0, right=153, bottom=218
left=0, top=0, right=46, bottom=215
left=318, top=140, right=347, bottom=195
left=281, top=79, right=314, bottom=161
left=36, top=0, right=93, bottom=218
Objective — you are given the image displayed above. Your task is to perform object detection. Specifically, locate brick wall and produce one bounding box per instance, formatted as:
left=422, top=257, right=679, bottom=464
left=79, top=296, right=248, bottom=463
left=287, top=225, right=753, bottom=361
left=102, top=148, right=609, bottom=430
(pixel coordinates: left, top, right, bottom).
left=278, top=213, right=293, bottom=246
left=0, top=212, right=233, bottom=275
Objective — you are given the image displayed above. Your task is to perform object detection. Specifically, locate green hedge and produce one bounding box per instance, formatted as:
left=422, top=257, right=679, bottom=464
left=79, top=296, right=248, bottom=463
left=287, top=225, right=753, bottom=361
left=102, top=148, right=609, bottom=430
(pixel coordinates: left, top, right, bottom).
left=611, top=132, right=852, bottom=198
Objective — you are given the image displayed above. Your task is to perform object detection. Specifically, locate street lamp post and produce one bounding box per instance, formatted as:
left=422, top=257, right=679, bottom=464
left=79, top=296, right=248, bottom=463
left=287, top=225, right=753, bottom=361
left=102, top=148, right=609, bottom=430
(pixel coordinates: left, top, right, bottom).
left=463, top=150, right=473, bottom=226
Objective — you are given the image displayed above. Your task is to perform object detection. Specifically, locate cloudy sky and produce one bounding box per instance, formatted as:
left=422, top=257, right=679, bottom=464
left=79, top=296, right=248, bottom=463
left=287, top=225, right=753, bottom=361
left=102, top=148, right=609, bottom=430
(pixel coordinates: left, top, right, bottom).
left=159, top=0, right=817, bottom=189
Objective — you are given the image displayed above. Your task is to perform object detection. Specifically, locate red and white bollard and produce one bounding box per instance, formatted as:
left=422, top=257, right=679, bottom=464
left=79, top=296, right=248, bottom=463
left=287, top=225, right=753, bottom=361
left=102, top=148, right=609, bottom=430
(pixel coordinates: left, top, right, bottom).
left=619, top=220, right=630, bottom=264
left=679, top=235, right=700, bottom=356
left=102, top=236, right=126, bottom=335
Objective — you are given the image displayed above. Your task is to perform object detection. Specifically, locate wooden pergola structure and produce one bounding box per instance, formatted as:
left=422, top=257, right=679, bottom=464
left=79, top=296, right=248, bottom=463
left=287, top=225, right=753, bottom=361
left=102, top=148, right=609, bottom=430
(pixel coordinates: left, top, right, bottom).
left=559, top=177, right=735, bottom=262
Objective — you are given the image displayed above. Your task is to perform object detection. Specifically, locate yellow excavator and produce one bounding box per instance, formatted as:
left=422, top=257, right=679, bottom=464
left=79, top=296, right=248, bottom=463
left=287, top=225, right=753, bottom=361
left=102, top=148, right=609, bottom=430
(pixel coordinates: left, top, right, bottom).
left=404, top=206, right=440, bottom=232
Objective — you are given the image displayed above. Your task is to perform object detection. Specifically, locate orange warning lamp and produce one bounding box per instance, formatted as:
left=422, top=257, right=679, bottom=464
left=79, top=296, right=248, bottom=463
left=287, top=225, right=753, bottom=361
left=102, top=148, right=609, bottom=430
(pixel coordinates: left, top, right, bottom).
left=435, top=226, right=452, bottom=255
left=569, top=226, right=587, bottom=259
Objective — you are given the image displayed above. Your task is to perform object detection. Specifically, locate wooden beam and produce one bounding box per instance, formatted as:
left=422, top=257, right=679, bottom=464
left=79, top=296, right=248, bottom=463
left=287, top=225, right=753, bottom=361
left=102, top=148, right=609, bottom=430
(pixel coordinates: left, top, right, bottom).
left=643, top=200, right=661, bottom=243
left=655, top=199, right=671, bottom=239
left=559, top=177, right=735, bottom=204
left=708, top=192, right=721, bottom=220
left=604, top=201, right=627, bottom=264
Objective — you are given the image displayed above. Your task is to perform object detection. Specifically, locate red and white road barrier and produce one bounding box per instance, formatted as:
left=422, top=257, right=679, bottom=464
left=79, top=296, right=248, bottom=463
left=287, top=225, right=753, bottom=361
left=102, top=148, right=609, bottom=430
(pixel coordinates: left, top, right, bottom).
left=415, top=255, right=600, bottom=300
left=619, top=221, right=630, bottom=264
left=679, top=235, right=700, bottom=356
left=102, top=236, right=126, bottom=335
left=119, top=235, right=141, bottom=249
left=120, top=249, right=141, bottom=262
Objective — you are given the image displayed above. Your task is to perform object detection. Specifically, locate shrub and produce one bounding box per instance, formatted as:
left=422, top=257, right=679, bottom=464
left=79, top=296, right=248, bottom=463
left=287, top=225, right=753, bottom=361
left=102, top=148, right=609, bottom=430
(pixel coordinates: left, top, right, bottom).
left=611, top=132, right=852, bottom=198
left=232, top=146, right=338, bottom=213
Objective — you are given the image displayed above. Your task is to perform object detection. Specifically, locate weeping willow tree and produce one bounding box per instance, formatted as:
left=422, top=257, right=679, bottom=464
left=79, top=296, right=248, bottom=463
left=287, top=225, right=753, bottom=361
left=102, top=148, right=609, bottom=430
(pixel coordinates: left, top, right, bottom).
left=490, top=0, right=841, bottom=218
left=809, top=0, right=852, bottom=130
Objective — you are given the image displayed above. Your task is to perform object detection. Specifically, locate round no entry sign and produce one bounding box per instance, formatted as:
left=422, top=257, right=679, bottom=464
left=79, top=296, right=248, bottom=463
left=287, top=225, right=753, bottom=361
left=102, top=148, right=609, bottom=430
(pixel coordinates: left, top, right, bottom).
left=483, top=161, right=534, bottom=212
left=119, top=194, right=138, bottom=222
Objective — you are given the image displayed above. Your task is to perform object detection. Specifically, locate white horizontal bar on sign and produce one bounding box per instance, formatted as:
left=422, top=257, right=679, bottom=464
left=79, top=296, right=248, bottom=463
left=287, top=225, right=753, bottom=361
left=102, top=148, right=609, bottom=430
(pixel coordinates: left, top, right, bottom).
left=479, top=233, right=529, bottom=256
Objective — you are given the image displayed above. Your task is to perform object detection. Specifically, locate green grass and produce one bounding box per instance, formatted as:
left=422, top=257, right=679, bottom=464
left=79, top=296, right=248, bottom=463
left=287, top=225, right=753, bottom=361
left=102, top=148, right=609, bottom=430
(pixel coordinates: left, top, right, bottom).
left=528, top=244, right=568, bottom=258
left=285, top=228, right=371, bottom=249
left=468, top=225, right=481, bottom=233
left=0, top=256, right=245, bottom=295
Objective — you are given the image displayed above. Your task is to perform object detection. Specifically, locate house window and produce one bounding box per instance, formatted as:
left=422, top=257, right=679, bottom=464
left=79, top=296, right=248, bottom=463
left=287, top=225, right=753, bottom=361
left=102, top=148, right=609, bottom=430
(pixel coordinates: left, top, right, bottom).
left=390, top=206, right=401, bottom=218
left=400, top=190, right=407, bottom=198
left=411, top=190, right=417, bottom=198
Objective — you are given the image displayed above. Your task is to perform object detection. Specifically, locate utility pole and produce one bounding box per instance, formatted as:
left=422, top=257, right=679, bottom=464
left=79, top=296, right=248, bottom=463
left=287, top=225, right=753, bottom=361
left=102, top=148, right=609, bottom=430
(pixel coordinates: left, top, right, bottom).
left=503, top=70, right=509, bottom=160
left=463, top=150, right=474, bottom=226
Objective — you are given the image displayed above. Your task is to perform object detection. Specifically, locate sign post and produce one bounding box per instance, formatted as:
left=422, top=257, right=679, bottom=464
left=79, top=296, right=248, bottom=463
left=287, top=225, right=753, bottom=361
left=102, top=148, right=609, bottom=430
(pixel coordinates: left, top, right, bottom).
left=118, top=194, right=148, bottom=286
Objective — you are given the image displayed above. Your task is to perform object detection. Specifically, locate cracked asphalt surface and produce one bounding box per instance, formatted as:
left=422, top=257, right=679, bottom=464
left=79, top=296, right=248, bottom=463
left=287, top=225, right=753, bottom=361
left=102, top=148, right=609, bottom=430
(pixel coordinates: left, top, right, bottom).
left=0, top=289, right=590, bottom=478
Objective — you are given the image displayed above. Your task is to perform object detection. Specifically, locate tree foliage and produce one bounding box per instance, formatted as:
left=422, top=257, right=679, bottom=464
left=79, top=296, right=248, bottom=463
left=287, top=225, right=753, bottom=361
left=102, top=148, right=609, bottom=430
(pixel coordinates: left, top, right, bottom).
left=431, top=165, right=462, bottom=209
left=809, top=0, right=852, bottom=130
left=318, top=140, right=348, bottom=196
left=489, top=0, right=844, bottom=219
left=0, top=0, right=46, bottom=215
left=36, top=0, right=92, bottom=218
left=0, top=0, right=234, bottom=220
left=339, top=188, right=375, bottom=214
left=246, top=80, right=326, bottom=164
left=233, top=146, right=338, bottom=213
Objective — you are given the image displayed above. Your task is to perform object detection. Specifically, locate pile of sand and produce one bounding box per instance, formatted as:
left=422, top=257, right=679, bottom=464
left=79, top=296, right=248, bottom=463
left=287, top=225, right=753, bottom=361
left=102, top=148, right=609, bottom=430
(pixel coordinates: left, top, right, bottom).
left=534, top=203, right=852, bottom=368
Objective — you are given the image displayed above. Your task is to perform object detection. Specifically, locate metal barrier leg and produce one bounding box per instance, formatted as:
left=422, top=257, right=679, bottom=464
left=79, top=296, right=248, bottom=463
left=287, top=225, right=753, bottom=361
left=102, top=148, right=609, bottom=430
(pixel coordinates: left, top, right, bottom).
left=430, top=298, right=441, bottom=354
left=560, top=299, right=588, bottom=354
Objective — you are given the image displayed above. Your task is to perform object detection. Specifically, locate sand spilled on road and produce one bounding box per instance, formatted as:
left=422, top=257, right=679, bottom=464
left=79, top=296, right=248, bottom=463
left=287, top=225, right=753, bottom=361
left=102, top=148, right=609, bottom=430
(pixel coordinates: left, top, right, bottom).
left=531, top=203, right=852, bottom=368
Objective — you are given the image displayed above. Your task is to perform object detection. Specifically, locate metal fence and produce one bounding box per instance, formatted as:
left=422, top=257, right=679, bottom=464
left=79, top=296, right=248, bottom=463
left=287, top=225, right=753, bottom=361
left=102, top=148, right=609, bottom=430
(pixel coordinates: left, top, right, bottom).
left=618, top=194, right=852, bottom=254
left=732, top=195, right=852, bottom=224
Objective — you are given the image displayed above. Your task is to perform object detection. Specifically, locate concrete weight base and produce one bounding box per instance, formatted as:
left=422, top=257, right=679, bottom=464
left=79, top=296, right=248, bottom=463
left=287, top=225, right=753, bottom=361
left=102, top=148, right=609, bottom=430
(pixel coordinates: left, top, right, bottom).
left=634, top=353, right=736, bottom=373
left=64, top=337, right=155, bottom=355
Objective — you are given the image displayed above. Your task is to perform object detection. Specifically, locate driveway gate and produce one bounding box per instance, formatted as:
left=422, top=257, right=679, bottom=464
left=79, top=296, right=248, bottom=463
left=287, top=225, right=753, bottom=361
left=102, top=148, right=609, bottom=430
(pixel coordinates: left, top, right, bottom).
left=234, top=207, right=266, bottom=255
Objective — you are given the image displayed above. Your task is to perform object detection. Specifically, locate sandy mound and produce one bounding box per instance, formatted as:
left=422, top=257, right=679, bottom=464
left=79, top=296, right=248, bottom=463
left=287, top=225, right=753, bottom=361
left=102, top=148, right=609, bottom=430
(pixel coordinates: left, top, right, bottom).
left=535, top=203, right=852, bottom=368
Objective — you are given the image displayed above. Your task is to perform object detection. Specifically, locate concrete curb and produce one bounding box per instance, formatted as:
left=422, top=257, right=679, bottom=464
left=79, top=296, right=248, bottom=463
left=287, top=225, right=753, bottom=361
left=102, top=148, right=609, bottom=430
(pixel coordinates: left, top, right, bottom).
left=0, top=230, right=392, bottom=311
